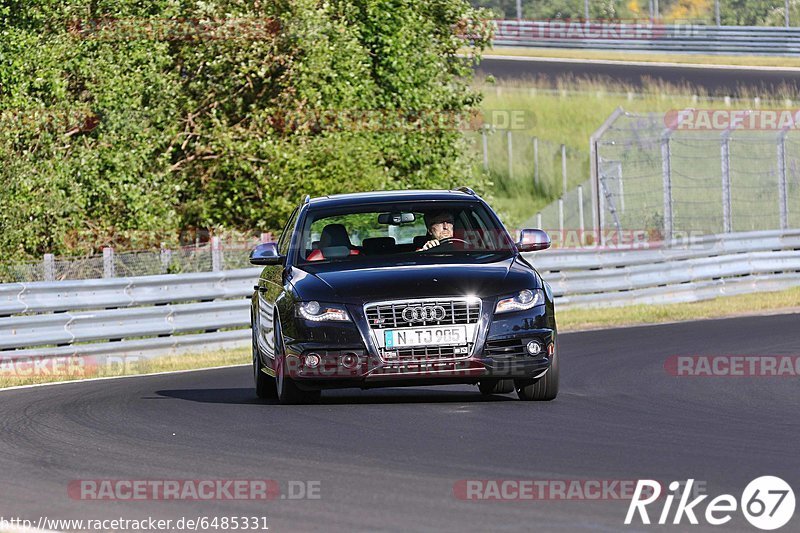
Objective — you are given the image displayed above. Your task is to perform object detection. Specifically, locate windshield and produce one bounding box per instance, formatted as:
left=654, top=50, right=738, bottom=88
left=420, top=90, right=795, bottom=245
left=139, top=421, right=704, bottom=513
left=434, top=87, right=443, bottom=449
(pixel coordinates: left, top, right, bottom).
left=296, top=201, right=514, bottom=264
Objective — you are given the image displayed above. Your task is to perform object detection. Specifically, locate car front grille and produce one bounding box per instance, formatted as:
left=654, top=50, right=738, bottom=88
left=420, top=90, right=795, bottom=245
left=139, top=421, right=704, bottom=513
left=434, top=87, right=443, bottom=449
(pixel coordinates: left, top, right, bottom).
left=364, top=298, right=480, bottom=330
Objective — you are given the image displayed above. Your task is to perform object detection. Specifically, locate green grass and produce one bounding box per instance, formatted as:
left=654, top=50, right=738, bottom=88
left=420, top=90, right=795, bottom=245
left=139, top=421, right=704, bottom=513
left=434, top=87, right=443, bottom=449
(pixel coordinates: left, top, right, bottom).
left=557, top=286, right=800, bottom=331
left=0, top=347, right=249, bottom=389
left=485, top=47, right=800, bottom=69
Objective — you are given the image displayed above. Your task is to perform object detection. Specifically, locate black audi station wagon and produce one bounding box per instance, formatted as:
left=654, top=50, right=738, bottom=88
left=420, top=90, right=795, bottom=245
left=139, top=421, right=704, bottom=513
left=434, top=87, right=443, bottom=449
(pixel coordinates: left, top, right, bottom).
left=250, top=188, right=558, bottom=404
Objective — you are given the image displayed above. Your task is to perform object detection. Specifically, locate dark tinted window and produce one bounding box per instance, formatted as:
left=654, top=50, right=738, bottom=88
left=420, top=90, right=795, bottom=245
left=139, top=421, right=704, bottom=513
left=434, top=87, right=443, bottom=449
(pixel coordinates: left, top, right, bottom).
left=297, top=201, right=513, bottom=264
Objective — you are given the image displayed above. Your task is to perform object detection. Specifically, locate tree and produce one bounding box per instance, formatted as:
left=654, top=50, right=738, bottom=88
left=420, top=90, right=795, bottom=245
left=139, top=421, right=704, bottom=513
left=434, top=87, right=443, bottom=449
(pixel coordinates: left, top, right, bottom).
left=0, top=0, right=492, bottom=260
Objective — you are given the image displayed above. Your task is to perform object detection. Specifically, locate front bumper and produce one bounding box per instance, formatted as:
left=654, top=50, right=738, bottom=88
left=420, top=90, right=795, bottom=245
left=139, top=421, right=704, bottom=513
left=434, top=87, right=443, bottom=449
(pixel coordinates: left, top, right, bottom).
left=282, top=302, right=555, bottom=389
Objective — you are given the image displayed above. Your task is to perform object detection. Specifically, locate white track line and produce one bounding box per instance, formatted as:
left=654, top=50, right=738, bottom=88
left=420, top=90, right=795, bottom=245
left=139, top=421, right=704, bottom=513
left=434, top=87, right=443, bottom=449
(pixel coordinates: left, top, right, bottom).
left=0, top=364, right=249, bottom=393
left=483, top=53, right=800, bottom=72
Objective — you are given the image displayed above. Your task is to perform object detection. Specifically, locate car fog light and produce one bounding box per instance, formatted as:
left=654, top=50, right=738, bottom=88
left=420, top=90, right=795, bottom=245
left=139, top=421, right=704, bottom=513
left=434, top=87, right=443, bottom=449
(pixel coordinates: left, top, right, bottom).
left=341, top=353, right=358, bottom=369
left=304, top=353, right=321, bottom=368
left=526, top=341, right=542, bottom=355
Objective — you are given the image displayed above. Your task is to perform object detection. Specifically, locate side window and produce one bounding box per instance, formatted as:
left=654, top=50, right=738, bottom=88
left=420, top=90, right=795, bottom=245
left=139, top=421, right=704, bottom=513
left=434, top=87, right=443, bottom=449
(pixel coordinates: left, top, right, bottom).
left=277, top=208, right=299, bottom=256
left=464, top=207, right=495, bottom=249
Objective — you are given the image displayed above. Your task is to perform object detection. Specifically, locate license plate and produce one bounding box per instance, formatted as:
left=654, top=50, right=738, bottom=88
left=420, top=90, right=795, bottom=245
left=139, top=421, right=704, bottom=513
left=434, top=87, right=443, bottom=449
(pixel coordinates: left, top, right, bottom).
left=384, top=325, right=467, bottom=348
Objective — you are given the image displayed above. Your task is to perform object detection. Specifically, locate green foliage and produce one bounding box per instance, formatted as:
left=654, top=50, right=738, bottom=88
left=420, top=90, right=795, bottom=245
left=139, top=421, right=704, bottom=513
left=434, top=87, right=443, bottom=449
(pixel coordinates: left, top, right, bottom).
left=720, top=0, right=780, bottom=24
left=0, top=0, right=492, bottom=261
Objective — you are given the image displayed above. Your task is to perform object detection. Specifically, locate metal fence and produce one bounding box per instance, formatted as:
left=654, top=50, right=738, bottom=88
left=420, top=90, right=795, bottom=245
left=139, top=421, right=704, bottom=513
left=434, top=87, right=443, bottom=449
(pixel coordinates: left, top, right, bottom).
left=492, top=20, right=800, bottom=54
left=476, top=127, right=589, bottom=198
left=587, top=108, right=800, bottom=242
left=0, top=236, right=269, bottom=284
left=1, top=230, right=798, bottom=361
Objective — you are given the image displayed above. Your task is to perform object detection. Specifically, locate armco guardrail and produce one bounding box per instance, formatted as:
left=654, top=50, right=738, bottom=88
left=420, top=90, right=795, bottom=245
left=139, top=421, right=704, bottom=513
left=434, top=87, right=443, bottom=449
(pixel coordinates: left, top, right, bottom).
left=0, top=230, right=798, bottom=361
left=0, top=269, right=260, bottom=360
left=492, top=20, right=800, bottom=55
left=526, top=229, right=800, bottom=307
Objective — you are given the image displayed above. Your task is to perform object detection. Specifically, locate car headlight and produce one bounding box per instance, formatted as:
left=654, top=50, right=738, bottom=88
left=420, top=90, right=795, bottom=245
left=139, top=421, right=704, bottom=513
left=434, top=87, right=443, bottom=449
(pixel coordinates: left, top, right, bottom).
left=494, top=289, right=545, bottom=314
left=296, top=301, right=351, bottom=322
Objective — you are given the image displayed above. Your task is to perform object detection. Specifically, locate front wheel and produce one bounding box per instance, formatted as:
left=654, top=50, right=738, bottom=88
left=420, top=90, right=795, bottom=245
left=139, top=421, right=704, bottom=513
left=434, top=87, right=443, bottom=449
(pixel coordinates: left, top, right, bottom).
left=515, top=352, right=559, bottom=401
left=253, top=315, right=277, bottom=400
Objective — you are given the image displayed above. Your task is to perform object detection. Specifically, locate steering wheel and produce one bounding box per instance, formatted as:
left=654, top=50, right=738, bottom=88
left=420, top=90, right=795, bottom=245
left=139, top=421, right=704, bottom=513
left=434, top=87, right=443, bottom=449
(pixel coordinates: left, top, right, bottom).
left=424, top=237, right=468, bottom=251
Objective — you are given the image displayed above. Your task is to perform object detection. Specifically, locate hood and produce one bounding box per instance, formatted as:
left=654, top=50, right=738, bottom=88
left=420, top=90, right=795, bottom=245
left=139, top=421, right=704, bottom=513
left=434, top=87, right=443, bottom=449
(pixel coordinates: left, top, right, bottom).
left=291, top=256, right=540, bottom=303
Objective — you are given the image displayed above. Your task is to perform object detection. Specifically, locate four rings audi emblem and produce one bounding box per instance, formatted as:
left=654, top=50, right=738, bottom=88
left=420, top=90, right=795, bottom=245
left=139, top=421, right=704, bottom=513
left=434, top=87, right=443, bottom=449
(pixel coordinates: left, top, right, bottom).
left=402, top=305, right=447, bottom=323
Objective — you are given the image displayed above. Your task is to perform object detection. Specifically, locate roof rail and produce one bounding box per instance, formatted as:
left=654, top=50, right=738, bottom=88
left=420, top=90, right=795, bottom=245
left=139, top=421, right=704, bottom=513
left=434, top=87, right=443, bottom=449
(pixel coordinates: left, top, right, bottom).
left=303, top=194, right=311, bottom=204
left=456, top=186, right=476, bottom=196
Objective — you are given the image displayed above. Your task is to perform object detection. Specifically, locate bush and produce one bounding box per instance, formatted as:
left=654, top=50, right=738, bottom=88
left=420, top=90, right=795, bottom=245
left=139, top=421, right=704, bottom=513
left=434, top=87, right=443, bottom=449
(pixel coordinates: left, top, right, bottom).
left=0, top=0, right=492, bottom=261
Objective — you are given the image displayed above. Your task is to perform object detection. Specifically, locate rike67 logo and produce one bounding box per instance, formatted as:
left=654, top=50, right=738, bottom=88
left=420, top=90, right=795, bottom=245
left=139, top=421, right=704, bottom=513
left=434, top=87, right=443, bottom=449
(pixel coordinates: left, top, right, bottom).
left=626, top=477, right=795, bottom=530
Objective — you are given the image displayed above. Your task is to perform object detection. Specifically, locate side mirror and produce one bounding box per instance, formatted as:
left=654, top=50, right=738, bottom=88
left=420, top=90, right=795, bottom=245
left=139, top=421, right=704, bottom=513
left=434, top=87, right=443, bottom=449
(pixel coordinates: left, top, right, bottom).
left=250, top=243, right=284, bottom=266
left=517, top=229, right=551, bottom=252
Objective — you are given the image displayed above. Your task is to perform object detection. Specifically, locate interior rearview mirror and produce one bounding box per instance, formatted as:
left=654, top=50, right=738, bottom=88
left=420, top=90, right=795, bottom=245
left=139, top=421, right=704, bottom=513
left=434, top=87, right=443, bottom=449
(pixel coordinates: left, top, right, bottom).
left=378, top=212, right=415, bottom=225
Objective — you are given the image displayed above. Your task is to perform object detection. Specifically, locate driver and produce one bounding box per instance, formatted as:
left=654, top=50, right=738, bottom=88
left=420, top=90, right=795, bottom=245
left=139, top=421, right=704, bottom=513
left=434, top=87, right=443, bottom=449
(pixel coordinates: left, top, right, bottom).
left=419, top=211, right=455, bottom=251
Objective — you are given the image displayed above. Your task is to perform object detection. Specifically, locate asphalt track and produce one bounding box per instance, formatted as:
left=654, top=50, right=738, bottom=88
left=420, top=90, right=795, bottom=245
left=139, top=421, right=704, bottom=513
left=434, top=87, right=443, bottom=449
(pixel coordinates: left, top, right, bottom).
left=479, top=56, right=800, bottom=95
left=1, top=313, right=799, bottom=532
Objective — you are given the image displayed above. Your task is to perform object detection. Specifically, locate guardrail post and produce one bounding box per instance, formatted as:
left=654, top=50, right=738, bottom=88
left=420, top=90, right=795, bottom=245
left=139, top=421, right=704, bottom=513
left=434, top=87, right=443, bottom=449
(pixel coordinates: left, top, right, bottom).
left=211, top=236, right=222, bottom=272
left=561, top=144, right=567, bottom=196
left=537, top=212, right=542, bottom=230
left=103, top=247, right=115, bottom=278
left=481, top=127, right=489, bottom=172
left=558, top=197, right=564, bottom=240
left=721, top=130, right=733, bottom=233
left=715, top=0, right=720, bottom=26
left=778, top=129, right=789, bottom=230
left=578, top=185, right=585, bottom=246
left=533, top=137, right=539, bottom=187
left=43, top=253, right=55, bottom=281
left=661, top=131, right=674, bottom=243
left=786, top=0, right=791, bottom=27
left=160, top=243, right=172, bottom=274
left=507, top=130, right=514, bottom=179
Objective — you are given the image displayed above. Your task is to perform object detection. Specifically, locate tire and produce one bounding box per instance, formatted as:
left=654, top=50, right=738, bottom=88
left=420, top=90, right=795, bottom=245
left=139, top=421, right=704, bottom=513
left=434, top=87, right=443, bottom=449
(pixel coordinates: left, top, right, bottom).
left=274, top=315, right=321, bottom=405
left=252, top=314, right=277, bottom=400
left=478, top=378, right=514, bottom=396
left=515, top=351, right=559, bottom=401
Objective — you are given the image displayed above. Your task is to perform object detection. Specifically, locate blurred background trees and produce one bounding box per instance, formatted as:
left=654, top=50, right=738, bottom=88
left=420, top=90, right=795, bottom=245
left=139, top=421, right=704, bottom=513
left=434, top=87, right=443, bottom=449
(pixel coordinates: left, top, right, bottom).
left=0, top=0, right=492, bottom=259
